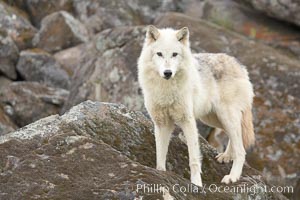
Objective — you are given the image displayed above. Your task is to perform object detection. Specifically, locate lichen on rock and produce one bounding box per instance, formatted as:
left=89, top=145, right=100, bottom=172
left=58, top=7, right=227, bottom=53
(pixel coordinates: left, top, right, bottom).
left=0, top=101, right=289, bottom=199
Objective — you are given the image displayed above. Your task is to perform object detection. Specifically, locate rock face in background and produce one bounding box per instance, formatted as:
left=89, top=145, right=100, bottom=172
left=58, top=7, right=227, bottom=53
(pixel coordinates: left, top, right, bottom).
left=0, top=101, right=288, bottom=200
left=62, top=26, right=145, bottom=112
left=0, top=1, right=37, bottom=50
left=16, top=49, right=70, bottom=89
left=155, top=12, right=300, bottom=194
left=0, top=82, right=69, bottom=127
left=0, top=32, right=19, bottom=80
left=182, top=0, right=300, bottom=58
left=33, top=11, right=89, bottom=53
left=243, top=0, right=300, bottom=27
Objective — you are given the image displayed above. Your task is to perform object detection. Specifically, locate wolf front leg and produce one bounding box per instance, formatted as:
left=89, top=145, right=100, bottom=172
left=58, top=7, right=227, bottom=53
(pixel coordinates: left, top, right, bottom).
left=180, top=118, right=203, bottom=187
left=154, top=123, right=175, bottom=171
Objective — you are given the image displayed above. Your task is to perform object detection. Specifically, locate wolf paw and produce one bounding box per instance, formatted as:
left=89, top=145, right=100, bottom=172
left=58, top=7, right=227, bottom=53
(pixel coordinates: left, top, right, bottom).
left=215, top=152, right=233, bottom=163
left=156, top=166, right=166, bottom=171
left=191, top=173, right=203, bottom=187
left=221, top=174, right=239, bottom=184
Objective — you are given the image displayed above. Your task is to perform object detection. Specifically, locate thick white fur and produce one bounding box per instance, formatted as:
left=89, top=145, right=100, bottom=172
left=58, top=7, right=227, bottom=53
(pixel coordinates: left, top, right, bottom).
left=137, top=26, right=254, bottom=186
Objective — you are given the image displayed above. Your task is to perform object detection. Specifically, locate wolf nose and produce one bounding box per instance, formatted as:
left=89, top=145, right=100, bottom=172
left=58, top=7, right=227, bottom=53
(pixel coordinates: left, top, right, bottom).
left=163, top=70, right=172, bottom=80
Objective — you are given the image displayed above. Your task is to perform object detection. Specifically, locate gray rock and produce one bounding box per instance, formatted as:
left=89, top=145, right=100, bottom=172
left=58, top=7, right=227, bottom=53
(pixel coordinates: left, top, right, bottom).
left=33, top=11, right=89, bottom=53
left=155, top=12, right=300, bottom=193
left=0, top=33, right=18, bottom=80
left=0, top=82, right=69, bottom=127
left=25, top=0, right=73, bottom=27
left=0, top=1, right=37, bottom=50
left=16, top=49, right=70, bottom=89
left=243, top=0, right=300, bottom=27
left=0, top=101, right=288, bottom=199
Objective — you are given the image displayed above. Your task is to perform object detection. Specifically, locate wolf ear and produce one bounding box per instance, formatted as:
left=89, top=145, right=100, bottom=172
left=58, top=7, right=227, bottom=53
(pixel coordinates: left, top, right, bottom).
left=176, top=27, right=189, bottom=45
left=146, top=25, right=160, bottom=44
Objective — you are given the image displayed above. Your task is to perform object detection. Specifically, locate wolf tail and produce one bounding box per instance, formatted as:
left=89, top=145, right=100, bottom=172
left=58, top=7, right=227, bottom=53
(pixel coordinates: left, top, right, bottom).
left=241, top=107, right=255, bottom=149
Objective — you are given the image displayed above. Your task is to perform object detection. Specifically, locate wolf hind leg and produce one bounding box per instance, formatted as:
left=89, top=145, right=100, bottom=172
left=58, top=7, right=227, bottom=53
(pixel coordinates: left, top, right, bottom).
left=215, top=139, right=233, bottom=163
left=180, top=118, right=203, bottom=187
left=155, top=123, right=175, bottom=171
left=200, top=114, right=233, bottom=163
left=216, top=106, right=246, bottom=184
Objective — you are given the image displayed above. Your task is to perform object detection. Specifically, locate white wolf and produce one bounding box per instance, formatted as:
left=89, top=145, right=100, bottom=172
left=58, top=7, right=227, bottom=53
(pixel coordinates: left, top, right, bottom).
left=137, top=25, right=255, bottom=187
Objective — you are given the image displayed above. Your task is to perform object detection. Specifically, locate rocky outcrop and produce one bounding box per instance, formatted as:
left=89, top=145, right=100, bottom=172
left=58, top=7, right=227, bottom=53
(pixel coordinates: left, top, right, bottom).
left=243, top=0, right=300, bottom=27
left=0, top=1, right=37, bottom=50
left=155, top=12, right=300, bottom=191
left=0, top=32, right=19, bottom=80
left=33, top=11, right=89, bottom=53
left=0, top=82, right=69, bottom=127
left=16, top=49, right=70, bottom=89
left=0, top=101, right=288, bottom=199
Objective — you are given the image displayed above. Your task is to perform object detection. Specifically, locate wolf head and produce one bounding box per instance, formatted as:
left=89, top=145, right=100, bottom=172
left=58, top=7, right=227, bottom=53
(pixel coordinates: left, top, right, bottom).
left=140, top=25, right=191, bottom=80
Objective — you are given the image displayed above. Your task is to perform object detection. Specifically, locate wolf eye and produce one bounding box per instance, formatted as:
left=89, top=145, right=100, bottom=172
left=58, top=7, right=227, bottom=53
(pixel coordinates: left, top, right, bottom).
left=172, top=52, right=178, bottom=57
left=157, top=52, right=163, bottom=57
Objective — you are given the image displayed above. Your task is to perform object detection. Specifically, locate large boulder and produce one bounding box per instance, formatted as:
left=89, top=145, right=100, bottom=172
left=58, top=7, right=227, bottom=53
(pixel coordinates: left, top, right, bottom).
left=0, top=101, right=288, bottom=199
left=155, top=12, right=300, bottom=194
left=243, top=0, right=300, bottom=27
left=0, top=82, right=69, bottom=127
left=16, top=49, right=70, bottom=89
left=33, top=11, right=89, bottom=53
left=62, top=26, right=145, bottom=112
left=0, top=1, right=37, bottom=50
left=72, top=0, right=182, bottom=34
left=0, top=32, right=18, bottom=80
